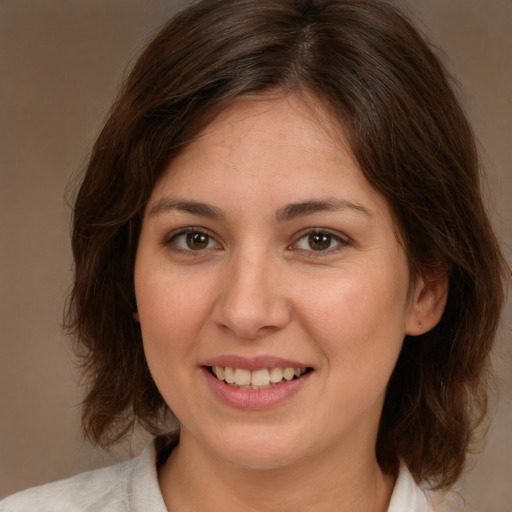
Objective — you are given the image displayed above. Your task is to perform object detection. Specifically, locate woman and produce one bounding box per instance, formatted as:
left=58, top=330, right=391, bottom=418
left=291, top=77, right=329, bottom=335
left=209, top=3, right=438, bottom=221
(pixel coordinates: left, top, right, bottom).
left=1, top=0, right=508, bottom=510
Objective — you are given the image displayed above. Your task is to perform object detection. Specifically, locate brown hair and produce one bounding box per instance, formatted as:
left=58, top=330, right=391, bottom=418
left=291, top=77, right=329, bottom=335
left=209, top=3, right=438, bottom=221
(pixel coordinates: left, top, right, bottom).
left=66, top=0, right=509, bottom=489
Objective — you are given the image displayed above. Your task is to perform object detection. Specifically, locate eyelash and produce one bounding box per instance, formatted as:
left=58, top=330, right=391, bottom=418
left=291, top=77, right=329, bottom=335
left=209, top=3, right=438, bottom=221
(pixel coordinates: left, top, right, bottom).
left=163, top=227, right=349, bottom=256
left=163, top=227, right=221, bottom=254
left=290, top=229, right=349, bottom=256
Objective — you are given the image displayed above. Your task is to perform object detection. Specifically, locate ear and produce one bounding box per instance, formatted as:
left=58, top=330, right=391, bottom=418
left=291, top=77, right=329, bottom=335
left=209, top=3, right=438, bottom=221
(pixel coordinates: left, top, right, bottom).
left=406, top=268, right=449, bottom=336
left=133, top=311, right=140, bottom=322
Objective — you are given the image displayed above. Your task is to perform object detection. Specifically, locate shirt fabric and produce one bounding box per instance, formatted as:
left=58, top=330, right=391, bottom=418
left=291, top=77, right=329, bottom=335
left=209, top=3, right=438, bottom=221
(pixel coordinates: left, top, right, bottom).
left=0, top=439, right=455, bottom=511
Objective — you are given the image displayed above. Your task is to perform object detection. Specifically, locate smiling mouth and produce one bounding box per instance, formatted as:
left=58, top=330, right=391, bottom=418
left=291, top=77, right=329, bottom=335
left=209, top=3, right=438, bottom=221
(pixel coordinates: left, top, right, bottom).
left=207, top=366, right=312, bottom=390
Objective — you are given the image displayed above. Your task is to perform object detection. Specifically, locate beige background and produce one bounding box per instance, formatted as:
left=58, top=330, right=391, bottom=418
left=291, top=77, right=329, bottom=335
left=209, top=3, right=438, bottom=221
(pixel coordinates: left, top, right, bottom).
left=1, top=1, right=511, bottom=509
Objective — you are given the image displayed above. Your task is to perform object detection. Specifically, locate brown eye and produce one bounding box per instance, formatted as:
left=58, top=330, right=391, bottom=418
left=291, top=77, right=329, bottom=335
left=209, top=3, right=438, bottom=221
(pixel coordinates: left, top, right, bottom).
left=308, top=233, right=332, bottom=251
left=186, top=232, right=210, bottom=250
left=291, top=229, right=348, bottom=255
left=167, top=229, right=221, bottom=252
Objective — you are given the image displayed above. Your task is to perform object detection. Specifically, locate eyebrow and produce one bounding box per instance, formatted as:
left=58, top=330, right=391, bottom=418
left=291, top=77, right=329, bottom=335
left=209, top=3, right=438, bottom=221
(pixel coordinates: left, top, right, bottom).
left=149, top=198, right=225, bottom=220
left=148, top=197, right=372, bottom=221
left=274, top=198, right=372, bottom=222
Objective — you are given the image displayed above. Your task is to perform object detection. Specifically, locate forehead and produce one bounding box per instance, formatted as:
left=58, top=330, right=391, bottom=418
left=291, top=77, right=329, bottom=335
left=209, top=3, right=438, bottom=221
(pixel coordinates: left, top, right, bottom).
left=197, top=93, right=349, bottom=160
left=152, top=94, right=366, bottom=196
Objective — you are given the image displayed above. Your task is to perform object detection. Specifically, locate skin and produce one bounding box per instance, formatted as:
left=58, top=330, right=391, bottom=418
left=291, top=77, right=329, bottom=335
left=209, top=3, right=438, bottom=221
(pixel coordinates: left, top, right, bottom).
left=134, top=94, right=446, bottom=512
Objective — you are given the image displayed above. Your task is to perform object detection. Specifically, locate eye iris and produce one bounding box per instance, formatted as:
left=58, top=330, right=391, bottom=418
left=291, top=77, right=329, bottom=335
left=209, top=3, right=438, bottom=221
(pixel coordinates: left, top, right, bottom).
left=186, top=232, right=209, bottom=250
left=308, top=233, right=331, bottom=251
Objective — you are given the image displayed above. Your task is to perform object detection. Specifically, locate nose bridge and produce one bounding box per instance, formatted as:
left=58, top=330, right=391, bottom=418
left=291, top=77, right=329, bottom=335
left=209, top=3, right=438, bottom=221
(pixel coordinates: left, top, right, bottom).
left=214, top=242, right=290, bottom=339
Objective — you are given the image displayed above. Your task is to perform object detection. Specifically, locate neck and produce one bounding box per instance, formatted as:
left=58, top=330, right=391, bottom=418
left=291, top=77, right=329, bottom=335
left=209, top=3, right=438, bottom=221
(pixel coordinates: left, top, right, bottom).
left=158, top=429, right=395, bottom=512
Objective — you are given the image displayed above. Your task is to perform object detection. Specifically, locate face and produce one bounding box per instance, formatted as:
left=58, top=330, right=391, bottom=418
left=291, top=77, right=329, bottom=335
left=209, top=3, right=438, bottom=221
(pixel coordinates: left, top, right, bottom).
left=134, top=95, right=418, bottom=470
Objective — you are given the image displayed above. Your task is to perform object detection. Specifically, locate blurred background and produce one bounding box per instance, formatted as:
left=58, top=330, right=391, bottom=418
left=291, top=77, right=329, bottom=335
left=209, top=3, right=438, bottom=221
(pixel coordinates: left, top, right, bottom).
left=1, top=1, right=510, bottom=509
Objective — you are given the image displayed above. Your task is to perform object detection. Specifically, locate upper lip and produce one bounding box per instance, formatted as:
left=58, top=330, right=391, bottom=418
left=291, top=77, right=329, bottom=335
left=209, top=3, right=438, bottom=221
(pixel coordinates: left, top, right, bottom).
left=202, top=355, right=311, bottom=371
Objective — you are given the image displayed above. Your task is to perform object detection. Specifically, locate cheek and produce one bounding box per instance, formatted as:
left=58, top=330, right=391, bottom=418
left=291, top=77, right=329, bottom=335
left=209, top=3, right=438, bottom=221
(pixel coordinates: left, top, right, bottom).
left=296, top=265, right=409, bottom=372
left=134, top=265, right=213, bottom=361
left=134, top=270, right=214, bottom=413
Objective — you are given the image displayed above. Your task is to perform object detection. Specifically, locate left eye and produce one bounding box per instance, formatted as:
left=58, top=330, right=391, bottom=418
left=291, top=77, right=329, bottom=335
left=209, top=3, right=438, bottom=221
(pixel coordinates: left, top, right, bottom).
left=293, top=231, right=346, bottom=252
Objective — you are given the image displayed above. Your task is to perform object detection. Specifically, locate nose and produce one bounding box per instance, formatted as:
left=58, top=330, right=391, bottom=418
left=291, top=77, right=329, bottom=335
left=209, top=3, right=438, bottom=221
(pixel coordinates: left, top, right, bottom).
left=212, top=248, right=291, bottom=340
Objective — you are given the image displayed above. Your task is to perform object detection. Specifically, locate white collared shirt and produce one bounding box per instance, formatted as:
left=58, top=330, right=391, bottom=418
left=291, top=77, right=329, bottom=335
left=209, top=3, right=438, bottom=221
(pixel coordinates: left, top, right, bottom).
left=0, top=440, right=459, bottom=511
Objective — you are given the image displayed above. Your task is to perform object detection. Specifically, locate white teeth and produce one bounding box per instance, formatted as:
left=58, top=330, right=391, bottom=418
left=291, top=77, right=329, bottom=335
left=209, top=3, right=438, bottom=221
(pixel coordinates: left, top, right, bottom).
left=269, top=367, right=284, bottom=383
left=224, top=366, right=236, bottom=384
left=251, top=368, right=270, bottom=387
left=211, top=366, right=307, bottom=388
left=283, top=367, right=295, bottom=381
left=234, top=368, right=251, bottom=386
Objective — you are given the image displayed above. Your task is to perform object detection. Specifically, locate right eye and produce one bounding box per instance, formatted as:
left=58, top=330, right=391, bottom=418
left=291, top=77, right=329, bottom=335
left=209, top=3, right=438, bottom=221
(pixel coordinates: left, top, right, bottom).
left=165, top=228, right=221, bottom=252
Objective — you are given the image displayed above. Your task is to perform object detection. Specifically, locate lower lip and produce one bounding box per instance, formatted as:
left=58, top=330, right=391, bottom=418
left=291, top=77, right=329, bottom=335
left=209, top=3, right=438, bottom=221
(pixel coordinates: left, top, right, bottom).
left=202, top=367, right=312, bottom=410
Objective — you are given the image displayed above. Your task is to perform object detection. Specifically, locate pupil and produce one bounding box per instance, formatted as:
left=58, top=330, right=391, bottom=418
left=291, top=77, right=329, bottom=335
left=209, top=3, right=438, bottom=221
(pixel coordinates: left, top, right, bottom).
left=186, top=232, right=208, bottom=250
left=309, top=233, right=331, bottom=250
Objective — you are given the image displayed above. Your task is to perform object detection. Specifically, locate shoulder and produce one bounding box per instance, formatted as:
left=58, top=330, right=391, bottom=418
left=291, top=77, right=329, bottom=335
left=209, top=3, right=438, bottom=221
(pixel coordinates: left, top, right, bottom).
left=388, top=464, right=431, bottom=512
left=0, top=460, right=133, bottom=512
left=388, top=463, right=471, bottom=512
left=0, top=440, right=168, bottom=512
